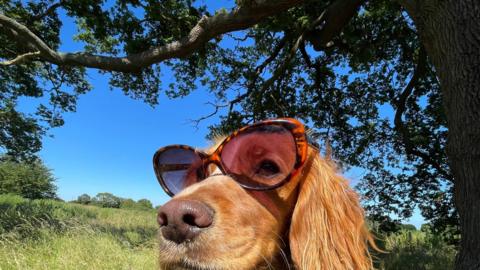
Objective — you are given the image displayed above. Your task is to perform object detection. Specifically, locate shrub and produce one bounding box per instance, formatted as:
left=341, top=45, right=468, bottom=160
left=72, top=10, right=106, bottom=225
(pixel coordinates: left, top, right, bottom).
left=76, top=194, right=91, bottom=205
left=120, top=198, right=137, bottom=209
left=0, top=158, right=56, bottom=199
left=92, top=193, right=121, bottom=208
left=378, top=229, right=456, bottom=270
left=120, top=198, right=153, bottom=210
left=136, top=199, right=153, bottom=210
left=398, top=224, right=417, bottom=231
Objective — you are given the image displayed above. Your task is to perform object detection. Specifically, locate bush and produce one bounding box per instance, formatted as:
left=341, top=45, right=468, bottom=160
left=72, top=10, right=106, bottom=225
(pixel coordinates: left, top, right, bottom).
left=120, top=198, right=137, bottom=209
left=92, top=193, right=121, bottom=208
left=398, top=224, right=417, bottom=231
left=377, top=229, right=457, bottom=270
left=137, top=199, right=153, bottom=210
left=76, top=194, right=91, bottom=205
left=120, top=198, right=153, bottom=210
left=0, top=158, right=57, bottom=199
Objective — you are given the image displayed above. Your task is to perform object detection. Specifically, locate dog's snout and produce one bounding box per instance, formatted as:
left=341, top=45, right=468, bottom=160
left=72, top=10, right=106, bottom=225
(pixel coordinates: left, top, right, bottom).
left=158, top=199, right=214, bottom=244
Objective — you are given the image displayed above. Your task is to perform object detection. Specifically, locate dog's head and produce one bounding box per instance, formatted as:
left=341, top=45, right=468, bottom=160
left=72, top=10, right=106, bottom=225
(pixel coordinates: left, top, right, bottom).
left=154, top=119, right=375, bottom=270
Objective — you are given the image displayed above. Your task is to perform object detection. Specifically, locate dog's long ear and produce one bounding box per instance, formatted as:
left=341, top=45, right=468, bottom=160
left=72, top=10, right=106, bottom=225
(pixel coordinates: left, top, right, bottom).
left=289, top=152, right=375, bottom=270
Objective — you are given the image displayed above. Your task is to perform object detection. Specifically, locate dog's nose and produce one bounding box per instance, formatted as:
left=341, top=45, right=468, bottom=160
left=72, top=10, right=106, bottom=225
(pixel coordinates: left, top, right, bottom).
left=157, top=199, right=214, bottom=244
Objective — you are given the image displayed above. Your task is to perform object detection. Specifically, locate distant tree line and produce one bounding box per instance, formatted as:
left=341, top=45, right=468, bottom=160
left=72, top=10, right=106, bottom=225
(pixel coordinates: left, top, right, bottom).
left=73, top=192, right=154, bottom=210
left=0, top=157, right=155, bottom=210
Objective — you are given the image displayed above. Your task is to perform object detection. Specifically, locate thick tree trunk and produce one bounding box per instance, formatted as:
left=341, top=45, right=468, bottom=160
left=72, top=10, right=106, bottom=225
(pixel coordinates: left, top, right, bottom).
left=402, top=1, right=480, bottom=269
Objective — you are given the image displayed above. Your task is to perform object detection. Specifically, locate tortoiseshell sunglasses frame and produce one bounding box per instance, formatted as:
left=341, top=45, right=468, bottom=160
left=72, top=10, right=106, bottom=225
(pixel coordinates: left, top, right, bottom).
left=153, top=118, right=310, bottom=197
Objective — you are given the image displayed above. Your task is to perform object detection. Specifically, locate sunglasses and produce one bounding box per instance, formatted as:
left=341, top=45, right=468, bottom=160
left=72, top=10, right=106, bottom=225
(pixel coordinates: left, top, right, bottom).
left=153, top=118, right=312, bottom=197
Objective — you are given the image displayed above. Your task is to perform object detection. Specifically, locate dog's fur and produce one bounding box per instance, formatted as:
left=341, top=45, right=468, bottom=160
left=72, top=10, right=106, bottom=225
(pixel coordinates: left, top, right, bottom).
left=158, top=143, right=375, bottom=270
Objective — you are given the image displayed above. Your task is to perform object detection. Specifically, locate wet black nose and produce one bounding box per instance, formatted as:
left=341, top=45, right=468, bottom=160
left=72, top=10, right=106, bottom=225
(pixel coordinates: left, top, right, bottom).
left=157, top=199, right=214, bottom=244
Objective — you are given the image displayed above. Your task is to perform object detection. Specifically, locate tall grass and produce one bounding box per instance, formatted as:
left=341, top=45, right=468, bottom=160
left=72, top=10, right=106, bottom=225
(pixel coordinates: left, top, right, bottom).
left=0, top=227, right=157, bottom=270
left=377, top=229, right=457, bottom=270
left=0, top=194, right=457, bottom=269
left=0, top=194, right=158, bottom=269
left=0, top=194, right=95, bottom=238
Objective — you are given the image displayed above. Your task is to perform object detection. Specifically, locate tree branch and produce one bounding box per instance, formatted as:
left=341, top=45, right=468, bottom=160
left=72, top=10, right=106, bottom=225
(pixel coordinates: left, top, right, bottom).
left=225, top=32, right=256, bottom=42
left=259, top=10, right=327, bottom=93
left=260, top=34, right=305, bottom=92
left=254, top=35, right=288, bottom=77
left=29, top=2, right=63, bottom=22
left=306, top=0, right=364, bottom=50
left=190, top=91, right=251, bottom=128
left=0, top=51, right=40, bottom=65
left=187, top=32, right=290, bottom=126
left=0, top=0, right=305, bottom=73
left=231, top=35, right=289, bottom=118
left=299, top=40, right=313, bottom=68
left=393, top=48, right=452, bottom=180
left=189, top=102, right=227, bottom=129
left=0, top=14, right=61, bottom=62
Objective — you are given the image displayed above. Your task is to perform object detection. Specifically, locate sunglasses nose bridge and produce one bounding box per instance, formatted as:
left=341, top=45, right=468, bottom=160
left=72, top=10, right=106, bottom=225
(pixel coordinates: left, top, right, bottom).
left=201, top=155, right=226, bottom=176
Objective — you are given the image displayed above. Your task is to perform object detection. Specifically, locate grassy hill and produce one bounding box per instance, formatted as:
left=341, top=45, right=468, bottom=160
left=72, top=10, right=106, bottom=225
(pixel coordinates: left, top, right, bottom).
left=0, top=194, right=157, bottom=270
left=0, top=194, right=456, bottom=270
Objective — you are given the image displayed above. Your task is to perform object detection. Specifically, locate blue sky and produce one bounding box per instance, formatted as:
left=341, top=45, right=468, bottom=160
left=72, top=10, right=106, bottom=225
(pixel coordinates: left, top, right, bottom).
left=32, top=78, right=219, bottom=206
left=18, top=3, right=228, bottom=207
left=17, top=1, right=425, bottom=227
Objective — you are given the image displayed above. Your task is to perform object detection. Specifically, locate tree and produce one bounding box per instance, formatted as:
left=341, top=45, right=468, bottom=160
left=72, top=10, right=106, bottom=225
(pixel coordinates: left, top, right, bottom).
left=76, top=193, right=91, bottom=205
left=120, top=198, right=137, bottom=209
left=92, top=192, right=121, bottom=208
left=0, top=1, right=478, bottom=268
left=398, top=224, right=417, bottom=231
left=0, top=157, right=57, bottom=199
left=120, top=198, right=153, bottom=210
left=137, top=198, right=153, bottom=209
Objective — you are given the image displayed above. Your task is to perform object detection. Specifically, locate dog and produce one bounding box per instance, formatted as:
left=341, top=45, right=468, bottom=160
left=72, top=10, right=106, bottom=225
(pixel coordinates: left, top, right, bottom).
left=154, top=118, right=375, bottom=270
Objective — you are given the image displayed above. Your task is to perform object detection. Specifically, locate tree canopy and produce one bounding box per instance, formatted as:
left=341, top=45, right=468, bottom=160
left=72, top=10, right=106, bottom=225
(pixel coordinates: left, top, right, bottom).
left=0, top=0, right=455, bottom=231
left=0, top=156, right=57, bottom=199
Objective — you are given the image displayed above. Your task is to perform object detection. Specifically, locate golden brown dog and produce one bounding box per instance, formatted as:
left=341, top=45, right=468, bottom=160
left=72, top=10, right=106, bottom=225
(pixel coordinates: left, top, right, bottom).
left=155, top=120, right=375, bottom=270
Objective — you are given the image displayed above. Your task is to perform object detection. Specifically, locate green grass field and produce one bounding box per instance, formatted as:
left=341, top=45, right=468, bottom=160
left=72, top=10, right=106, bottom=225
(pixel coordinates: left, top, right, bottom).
left=0, top=194, right=456, bottom=270
left=0, top=194, right=158, bottom=270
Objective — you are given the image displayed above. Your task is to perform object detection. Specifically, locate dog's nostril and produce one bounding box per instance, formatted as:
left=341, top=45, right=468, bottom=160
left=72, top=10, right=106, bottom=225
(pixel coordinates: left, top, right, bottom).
left=157, top=212, right=168, bottom=226
left=183, top=213, right=197, bottom=227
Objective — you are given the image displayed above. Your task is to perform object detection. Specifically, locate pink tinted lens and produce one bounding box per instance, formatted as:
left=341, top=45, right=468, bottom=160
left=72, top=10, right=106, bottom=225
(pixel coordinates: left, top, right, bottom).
left=220, top=125, right=297, bottom=188
left=156, top=148, right=203, bottom=195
